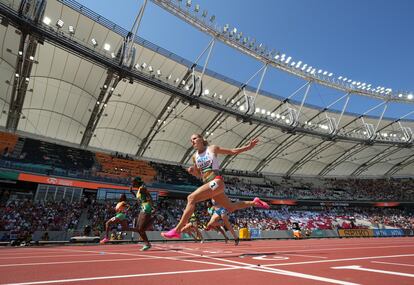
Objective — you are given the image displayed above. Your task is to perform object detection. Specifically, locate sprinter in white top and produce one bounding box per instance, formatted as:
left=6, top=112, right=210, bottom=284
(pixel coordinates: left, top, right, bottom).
left=162, top=133, right=269, bottom=239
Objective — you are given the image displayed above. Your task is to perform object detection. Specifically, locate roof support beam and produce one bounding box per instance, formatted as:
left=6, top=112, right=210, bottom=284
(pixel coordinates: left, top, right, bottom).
left=350, top=146, right=401, bottom=176
left=254, top=134, right=301, bottom=172
left=384, top=152, right=414, bottom=176
left=284, top=140, right=335, bottom=177
left=80, top=72, right=119, bottom=147
left=318, top=144, right=367, bottom=176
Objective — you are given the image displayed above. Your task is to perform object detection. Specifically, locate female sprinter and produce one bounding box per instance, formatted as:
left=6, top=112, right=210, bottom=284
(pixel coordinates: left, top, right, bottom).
left=129, top=177, right=155, bottom=251
left=100, top=194, right=130, bottom=244
left=206, top=199, right=239, bottom=245
left=162, top=134, right=269, bottom=239
left=206, top=200, right=229, bottom=243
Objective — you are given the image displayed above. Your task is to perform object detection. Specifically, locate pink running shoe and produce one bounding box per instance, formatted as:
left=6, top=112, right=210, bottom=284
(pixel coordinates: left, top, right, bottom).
left=253, top=197, right=270, bottom=209
left=161, top=228, right=181, bottom=239
left=100, top=237, right=109, bottom=244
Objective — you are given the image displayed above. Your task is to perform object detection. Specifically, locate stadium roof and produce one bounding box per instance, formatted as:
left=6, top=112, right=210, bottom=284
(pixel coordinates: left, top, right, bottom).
left=0, top=0, right=413, bottom=178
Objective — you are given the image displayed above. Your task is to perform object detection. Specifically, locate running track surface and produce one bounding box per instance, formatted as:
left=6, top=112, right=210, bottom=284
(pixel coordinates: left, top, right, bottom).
left=0, top=237, right=413, bottom=285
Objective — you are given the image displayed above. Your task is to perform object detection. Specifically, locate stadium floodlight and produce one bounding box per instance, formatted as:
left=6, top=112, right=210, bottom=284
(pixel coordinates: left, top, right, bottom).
left=25, top=77, right=29, bottom=82
left=15, top=73, right=19, bottom=77
left=239, top=105, right=245, bottom=111
left=91, top=38, right=98, bottom=47
left=295, top=61, right=301, bottom=68
left=194, top=4, right=199, bottom=12
left=398, top=93, right=403, bottom=98
left=141, top=62, right=147, bottom=69
left=323, top=71, right=328, bottom=75
left=111, top=53, right=116, bottom=58
left=328, top=73, right=333, bottom=77
left=274, top=54, right=280, bottom=60
left=236, top=32, right=242, bottom=41
left=166, top=74, right=172, bottom=81
left=276, top=114, right=280, bottom=119
left=18, top=51, right=23, bottom=56
left=43, top=17, right=51, bottom=25
left=29, top=56, right=34, bottom=61
left=202, top=10, right=207, bottom=17
left=186, top=0, right=191, bottom=7
left=301, top=64, right=307, bottom=70
left=306, top=66, right=312, bottom=73
left=56, top=19, right=64, bottom=28
left=148, top=66, right=153, bottom=73
left=156, top=70, right=162, bottom=77
left=242, top=37, right=248, bottom=44
left=68, top=25, right=75, bottom=34
left=285, top=56, right=291, bottom=64
left=338, top=76, right=343, bottom=80
left=318, top=69, right=322, bottom=74
left=209, top=15, right=215, bottom=22
left=204, top=89, right=210, bottom=95
left=408, top=94, right=413, bottom=100
left=103, top=43, right=111, bottom=51
left=223, top=24, right=229, bottom=33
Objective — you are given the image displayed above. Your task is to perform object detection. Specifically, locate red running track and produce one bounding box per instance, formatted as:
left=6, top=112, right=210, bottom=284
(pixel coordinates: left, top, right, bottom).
left=0, top=237, right=413, bottom=285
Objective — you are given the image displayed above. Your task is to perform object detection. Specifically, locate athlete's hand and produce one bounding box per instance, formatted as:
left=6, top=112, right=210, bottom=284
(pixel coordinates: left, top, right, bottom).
left=247, top=137, right=259, bottom=150
left=188, top=166, right=195, bottom=175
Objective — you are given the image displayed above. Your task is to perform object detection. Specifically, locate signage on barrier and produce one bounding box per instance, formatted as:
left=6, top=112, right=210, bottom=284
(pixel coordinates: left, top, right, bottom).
left=373, top=229, right=404, bottom=237
left=338, top=229, right=374, bottom=237
left=249, top=228, right=261, bottom=239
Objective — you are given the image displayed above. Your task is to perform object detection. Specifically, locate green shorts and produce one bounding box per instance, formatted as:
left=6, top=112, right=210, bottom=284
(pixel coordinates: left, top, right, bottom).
left=141, top=203, right=152, bottom=214
left=115, top=213, right=127, bottom=221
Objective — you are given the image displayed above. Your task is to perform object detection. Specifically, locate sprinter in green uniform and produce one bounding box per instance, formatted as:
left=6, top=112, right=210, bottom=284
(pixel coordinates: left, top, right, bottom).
left=130, top=177, right=155, bottom=251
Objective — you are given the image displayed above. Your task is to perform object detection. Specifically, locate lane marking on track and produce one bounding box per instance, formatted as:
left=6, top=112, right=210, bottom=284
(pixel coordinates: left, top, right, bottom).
left=332, top=265, right=414, bottom=278
left=252, top=255, right=289, bottom=261
left=371, top=261, right=414, bottom=267
left=2, top=267, right=238, bottom=285
left=0, top=253, right=102, bottom=260
left=285, top=253, right=327, bottom=259
left=0, top=257, right=156, bottom=267
left=176, top=248, right=360, bottom=285
left=265, top=253, right=414, bottom=267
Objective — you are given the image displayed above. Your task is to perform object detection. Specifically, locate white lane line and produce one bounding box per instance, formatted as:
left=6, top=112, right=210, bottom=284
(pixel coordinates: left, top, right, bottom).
left=56, top=247, right=247, bottom=269
left=3, top=267, right=238, bottom=285
left=0, top=257, right=155, bottom=267
left=371, top=261, right=414, bottom=267
left=332, top=265, right=414, bottom=278
left=286, top=253, right=328, bottom=259
left=265, top=253, right=414, bottom=267
left=0, top=253, right=102, bottom=260
left=176, top=248, right=360, bottom=285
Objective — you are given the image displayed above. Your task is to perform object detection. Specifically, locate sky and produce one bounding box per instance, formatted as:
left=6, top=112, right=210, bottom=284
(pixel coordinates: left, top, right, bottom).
left=76, top=0, right=414, bottom=120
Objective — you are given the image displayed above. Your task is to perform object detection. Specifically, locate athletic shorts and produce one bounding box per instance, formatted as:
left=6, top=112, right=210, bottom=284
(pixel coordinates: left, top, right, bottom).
left=115, top=213, right=127, bottom=221
left=215, top=207, right=228, bottom=216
